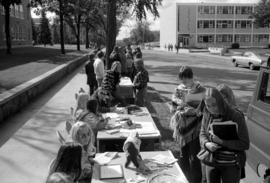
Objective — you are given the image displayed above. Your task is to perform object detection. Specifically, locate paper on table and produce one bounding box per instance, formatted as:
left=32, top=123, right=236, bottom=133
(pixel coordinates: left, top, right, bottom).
left=94, top=152, right=118, bottom=165
left=100, top=164, right=123, bottom=179
left=103, top=113, right=119, bottom=119
left=151, top=154, right=178, bottom=165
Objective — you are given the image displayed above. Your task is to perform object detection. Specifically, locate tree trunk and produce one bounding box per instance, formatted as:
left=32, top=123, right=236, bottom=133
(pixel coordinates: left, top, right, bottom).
left=4, top=5, right=11, bottom=54
left=59, top=0, right=65, bottom=54
left=105, top=0, right=117, bottom=69
left=76, top=15, right=81, bottom=51
left=85, top=26, right=89, bottom=49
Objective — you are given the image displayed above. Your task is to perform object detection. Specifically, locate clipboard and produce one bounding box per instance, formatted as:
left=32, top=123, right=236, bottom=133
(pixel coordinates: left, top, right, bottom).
left=99, top=164, right=124, bottom=180
left=210, top=121, right=238, bottom=140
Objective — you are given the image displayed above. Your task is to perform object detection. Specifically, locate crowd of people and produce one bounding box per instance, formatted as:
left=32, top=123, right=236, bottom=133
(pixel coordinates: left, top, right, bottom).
left=46, top=45, right=149, bottom=183
left=45, top=45, right=252, bottom=183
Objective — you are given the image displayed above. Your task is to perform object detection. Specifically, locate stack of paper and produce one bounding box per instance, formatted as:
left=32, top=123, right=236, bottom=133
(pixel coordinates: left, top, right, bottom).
left=94, top=152, right=118, bottom=165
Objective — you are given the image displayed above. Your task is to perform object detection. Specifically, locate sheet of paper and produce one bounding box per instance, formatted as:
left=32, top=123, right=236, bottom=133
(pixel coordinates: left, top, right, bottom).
left=94, top=152, right=118, bottom=165
left=151, top=154, right=178, bottom=165
left=103, top=113, right=119, bottom=119
left=100, top=164, right=123, bottom=179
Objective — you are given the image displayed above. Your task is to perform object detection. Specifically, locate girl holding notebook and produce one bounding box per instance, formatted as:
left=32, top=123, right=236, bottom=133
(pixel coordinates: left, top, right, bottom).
left=199, top=87, right=250, bottom=183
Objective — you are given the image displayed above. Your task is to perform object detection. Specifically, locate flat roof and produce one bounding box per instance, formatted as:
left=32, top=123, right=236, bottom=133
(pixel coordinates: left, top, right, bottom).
left=175, top=0, right=260, bottom=4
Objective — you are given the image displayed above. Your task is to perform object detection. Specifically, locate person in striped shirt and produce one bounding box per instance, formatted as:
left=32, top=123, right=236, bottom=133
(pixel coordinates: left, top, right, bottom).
left=133, top=59, right=149, bottom=106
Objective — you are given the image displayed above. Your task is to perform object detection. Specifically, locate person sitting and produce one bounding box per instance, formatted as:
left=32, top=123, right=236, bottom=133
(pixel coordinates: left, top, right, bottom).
left=70, top=122, right=96, bottom=181
left=170, top=66, right=205, bottom=183
left=47, top=142, right=84, bottom=182
left=46, top=172, right=74, bottom=183
left=76, top=99, right=108, bottom=136
left=133, top=59, right=149, bottom=106
left=73, top=88, right=89, bottom=118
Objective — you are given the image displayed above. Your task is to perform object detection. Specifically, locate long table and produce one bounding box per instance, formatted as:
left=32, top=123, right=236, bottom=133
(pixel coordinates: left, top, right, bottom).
left=116, top=77, right=134, bottom=104
left=91, top=151, right=188, bottom=183
left=97, top=107, right=161, bottom=152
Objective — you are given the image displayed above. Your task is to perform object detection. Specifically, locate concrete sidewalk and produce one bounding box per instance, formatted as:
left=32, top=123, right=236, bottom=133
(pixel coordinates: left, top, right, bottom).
left=0, top=66, right=89, bottom=183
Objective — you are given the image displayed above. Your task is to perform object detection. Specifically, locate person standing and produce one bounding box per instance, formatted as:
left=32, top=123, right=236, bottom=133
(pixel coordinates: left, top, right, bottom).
left=199, top=87, right=249, bottom=183
left=109, top=46, right=121, bottom=69
left=85, top=52, right=98, bottom=95
left=133, top=59, right=149, bottom=106
left=94, top=51, right=105, bottom=87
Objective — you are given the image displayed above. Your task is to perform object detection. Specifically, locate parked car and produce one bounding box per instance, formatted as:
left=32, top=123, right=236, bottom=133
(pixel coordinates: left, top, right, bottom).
left=231, top=52, right=267, bottom=70
left=246, top=60, right=270, bottom=182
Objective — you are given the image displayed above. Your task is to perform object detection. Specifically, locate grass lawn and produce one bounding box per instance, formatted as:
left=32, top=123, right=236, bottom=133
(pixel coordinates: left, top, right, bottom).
left=0, top=46, right=89, bottom=93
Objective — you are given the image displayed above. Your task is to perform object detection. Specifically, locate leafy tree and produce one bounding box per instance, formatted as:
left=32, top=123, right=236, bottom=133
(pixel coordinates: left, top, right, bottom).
left=31, top=0, right=65, bottom=54
left=0, top=0, right=22, bottom=54
left=39, top=10, right=52, bottom=46
left=105, top=0, right=162, bottom=69
left=252, top=0, right=270, bottom=28
left=31, top=18, right=38, bottom=45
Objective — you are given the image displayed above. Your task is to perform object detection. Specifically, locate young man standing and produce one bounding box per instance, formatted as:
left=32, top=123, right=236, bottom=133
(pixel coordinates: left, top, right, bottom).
left=133, top=59, right=149, bottom=106
left=94, top=51, right=105, bottom=87
left=85, top=52, right=98, bottom=95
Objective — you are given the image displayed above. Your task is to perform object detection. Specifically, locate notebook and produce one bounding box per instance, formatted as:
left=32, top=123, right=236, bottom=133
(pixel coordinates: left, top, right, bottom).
left=210, top=121, right=238, bottom=140
left=99, top=164, right=124, bottom=179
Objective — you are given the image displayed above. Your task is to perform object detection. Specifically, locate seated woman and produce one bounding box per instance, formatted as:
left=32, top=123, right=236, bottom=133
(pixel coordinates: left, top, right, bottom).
left=73, top=88, right=89, bottom=118
left=76, top=99, right=108, bottom=136
left=47, top=142, right=87, bottom=182
left=199, top=87, right=250, bottom=183
left=70, top=122, right=96, bottom=181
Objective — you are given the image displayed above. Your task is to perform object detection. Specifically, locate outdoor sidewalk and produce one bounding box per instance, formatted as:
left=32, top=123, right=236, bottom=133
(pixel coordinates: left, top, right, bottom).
left=0, top=65, right=89, bottom=183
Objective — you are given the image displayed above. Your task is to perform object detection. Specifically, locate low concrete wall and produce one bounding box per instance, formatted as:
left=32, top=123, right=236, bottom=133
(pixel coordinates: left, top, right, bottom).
left=0, top=54, right=88, bottom=123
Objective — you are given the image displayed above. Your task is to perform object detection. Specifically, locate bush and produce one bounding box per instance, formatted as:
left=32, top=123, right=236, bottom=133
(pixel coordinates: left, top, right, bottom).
left=231, top=43, right=240, bottom=49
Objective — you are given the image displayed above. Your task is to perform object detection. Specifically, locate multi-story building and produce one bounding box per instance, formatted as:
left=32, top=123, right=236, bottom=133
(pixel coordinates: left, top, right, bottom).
left=0, top=1, right=32, bottom=48
left=160, top=0, right=270, bottom=48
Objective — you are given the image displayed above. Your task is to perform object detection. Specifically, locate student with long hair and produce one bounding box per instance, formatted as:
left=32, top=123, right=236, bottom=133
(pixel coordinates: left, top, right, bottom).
left=199, top=87, right=250, bottom=183
left=48, top=142, right=82, bottom=182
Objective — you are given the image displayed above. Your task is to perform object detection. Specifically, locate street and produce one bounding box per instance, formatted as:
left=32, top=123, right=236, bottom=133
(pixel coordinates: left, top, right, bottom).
left=0, top=50, right=260, bottom=183
left=144, top=49, right=258, bottom=113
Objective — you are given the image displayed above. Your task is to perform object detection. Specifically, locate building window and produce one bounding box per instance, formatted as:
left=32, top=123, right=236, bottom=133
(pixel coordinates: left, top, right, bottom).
left=236, top=6, right=253, bottom=15
left=217, top=20, right=233, bottom=28
left=197, top=20, right=215, bottom=28
left=217, top=6, right=234, bottom=14
left=235, top=34, right=251, bottom=42
left=254, top=35, right=269, bottom=43
left=198, top=6, right=215, bottom=14
left=216, top=34, right=233, bottom=43
left=235, top=20, right=252, bottom=29
left=198, top=35, right=215, bottom=43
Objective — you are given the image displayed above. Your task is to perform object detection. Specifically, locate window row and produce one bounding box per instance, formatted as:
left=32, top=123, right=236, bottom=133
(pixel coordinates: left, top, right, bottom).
left=1, top=4, right=24, bottom=19
left=198, top=6, right=253, bottom=15
left=197, top=34, right=270, bottom=43
left=2, top=26, right=29, bottom=41
left=197, top=20, right=253, bottom=29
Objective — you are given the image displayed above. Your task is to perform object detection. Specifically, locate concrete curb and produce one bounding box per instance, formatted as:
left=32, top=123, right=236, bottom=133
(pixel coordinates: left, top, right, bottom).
left=0, top=54, right=88, bottom=123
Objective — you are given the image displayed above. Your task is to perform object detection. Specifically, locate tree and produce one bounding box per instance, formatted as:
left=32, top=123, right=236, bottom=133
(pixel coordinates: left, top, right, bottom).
left=51, top=22, right=60, bottom=44
left=105, top=0, right=162, bottom=69
left=252, top=0, right=270, bottom=28
left=0, top=0, right=22, bottom=54
left=31, top=0, right=65, bottom=54
left=39, top=10, right=52, bottom=46
left=31, top=18, right=38, bottom=45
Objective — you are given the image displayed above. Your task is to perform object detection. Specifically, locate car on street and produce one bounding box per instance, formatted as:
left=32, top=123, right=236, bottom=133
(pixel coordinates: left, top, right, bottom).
left=231, top=52, right=267, bottom=70
left=246, top=60, right=270, bottom=181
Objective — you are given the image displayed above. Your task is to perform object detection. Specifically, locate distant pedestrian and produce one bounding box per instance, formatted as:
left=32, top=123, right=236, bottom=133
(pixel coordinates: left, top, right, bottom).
left=94, top=51, right=105, bottom=87
left=119, top=46, right=127, bottom=75
left=175, top=44, right=179, bottom=54
left=134, top=47, right=142, bottom=59
left=133, top=58, right=149, bottom=106
left=85, top=52, right=98, bottom=95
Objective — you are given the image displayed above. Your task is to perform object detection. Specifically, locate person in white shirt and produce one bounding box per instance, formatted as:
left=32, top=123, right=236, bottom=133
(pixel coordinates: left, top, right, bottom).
left=94, top=51, right=105, bottom=87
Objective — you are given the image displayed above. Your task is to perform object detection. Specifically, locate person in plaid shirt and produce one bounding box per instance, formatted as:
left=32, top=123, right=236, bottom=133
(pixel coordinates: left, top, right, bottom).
left=133, top=59, right=149, bottom=106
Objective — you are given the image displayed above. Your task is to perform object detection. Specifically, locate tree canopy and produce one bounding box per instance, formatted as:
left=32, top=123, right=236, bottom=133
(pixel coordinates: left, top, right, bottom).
left=252, top=0, right=270, bottom=28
